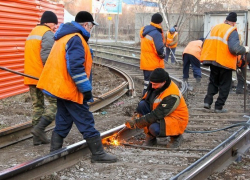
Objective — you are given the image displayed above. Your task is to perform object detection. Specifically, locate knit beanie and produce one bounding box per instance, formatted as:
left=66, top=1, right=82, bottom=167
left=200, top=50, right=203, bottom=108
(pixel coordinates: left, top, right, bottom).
left=226, top=12, right=237, bottom=22
left=75, top=11, right=99, bottom=25
left=150, top=68, right=170, bottom=83
left=151, top=13, right=163, bottom=24
left=41, top=11, right=58, bottom=24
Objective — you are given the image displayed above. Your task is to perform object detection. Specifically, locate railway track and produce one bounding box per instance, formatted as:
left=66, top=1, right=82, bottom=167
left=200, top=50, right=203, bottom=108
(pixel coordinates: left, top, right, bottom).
left=0, top=43, right=250, bottom=179
left=0, top=63, right=135, bottom=149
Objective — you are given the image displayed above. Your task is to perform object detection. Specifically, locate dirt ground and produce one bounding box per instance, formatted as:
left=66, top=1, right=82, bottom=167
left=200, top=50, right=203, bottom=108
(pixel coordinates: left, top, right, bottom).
left=0, top=66, right=250, bottom=179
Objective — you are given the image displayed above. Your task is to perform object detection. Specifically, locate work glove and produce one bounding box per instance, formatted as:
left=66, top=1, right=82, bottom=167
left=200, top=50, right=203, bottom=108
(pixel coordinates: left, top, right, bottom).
left=125, top=112, right=139, bottom=129
left=125, top=119, right=136, bottom=129
left=83, top=91, right=92, bottom=101
left=245, top=46, right=249, bottom=53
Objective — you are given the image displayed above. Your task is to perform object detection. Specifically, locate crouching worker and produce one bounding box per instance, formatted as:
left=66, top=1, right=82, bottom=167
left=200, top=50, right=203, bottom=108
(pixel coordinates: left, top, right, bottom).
left=37, top=11, right=117, bottom=163
left=125, top=68, right=189, bottom=148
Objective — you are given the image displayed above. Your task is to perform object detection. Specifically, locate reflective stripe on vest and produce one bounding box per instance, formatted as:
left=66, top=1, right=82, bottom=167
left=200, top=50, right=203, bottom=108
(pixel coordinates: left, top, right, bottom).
left=166, top=32, right=178, bottom=48
left=142, top=82, right=189, bottom=136
left=24, top=26, right=51, bottom=85
left=200, top=23, right=237, bottom=70
left=153, top=82, right=188, bottom=136
left=37, top=33, right=92, bottom=104
left=206, top=26, right=235, bottom=45
left=140, top=24, right=165, bottom=71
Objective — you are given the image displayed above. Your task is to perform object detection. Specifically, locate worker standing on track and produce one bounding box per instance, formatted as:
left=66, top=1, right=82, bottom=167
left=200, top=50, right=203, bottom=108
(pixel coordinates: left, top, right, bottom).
left=201, top=12, right=248, bottom=113
left=24, top=11, right=58, bottom=146
left=140, top=13, right=166, bottom=96
left=165, top=27, right=178, bottom=65
left=182, top=38, right=204, bottom=88
left=37, top=11, right=117, bottom=163
left=125, top=68, right=189, bottom=148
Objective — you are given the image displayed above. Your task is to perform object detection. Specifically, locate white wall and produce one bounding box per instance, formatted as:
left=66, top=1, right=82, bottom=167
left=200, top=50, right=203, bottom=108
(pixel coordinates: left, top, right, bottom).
left=203, top=11, right=248, bottom=45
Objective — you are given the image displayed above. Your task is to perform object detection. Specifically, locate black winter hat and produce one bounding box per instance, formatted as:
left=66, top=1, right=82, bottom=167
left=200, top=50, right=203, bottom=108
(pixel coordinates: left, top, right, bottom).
left=150, top=68, right=170, bottom=83
left=226, top=12, right=237, bottom=22
left=41, top=11, right=58, bottom=24
left=151, top=13, right=163, bottom=24
left=75, top=11, right=99, bottom=25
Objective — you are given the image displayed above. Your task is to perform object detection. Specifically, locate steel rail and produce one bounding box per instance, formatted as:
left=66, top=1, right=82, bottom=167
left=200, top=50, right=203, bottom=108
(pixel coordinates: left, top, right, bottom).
left=94, top=54, right=188, bottom=98
left=94, top=62, right=135, bottom=96
left=0, top=57, right=188, bottom=180
left=170, top=118, right=250, bottom=180
left=0, top=125, right=141, bottom=180
left=91, top=43, right=243, bottom=84
left=90, top=43, right=140, bottom=52
left=1, top=46, right=248, bottom=180
left=93, top=44, right=250, bottom=179
left=0, top=63, right=133, bottom=149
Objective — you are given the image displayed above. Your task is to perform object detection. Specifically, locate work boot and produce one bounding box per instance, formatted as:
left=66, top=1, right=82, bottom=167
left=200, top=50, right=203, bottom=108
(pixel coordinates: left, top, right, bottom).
left=204, top=103, right=211, bottom=109
left=236, top=89, right=244, bottom=94
left=166, top=135, right=183, bottom=148
left=31, top=116, right=51, bottom=144
left=33, top=135, right=42, bottom=146
left=142, top=134, right=157, bottom=146
left=50, top=131, right=64, bottom=152
left=86, top=135, right=117, bottom=163
left=214, top=108, right=228, bottom=113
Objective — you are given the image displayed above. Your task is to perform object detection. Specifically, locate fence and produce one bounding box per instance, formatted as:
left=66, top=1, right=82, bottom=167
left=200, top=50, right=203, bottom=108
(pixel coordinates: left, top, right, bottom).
left=0, top=0, right=64, bottom=99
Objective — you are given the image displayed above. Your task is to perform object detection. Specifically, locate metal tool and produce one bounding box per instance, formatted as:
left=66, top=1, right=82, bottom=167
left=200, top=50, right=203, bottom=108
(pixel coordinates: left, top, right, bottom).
left=114, top=126, right=128, bottom=139
left=0, top=66, right=103, bottom=100
left=168, top=47, right=178, bottom=64
left=0, top=66, right=39, bottom=80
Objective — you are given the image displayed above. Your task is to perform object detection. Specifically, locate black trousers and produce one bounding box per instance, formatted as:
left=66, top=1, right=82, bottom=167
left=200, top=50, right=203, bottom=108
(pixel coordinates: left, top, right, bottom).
left=204, top=64, right=232, bottom=110
left=183, top=54, right=201, bottom=79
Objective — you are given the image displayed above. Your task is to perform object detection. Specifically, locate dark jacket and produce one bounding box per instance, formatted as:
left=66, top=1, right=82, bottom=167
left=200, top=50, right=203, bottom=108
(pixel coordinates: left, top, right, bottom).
left=141, top=24, right=165, bottom=58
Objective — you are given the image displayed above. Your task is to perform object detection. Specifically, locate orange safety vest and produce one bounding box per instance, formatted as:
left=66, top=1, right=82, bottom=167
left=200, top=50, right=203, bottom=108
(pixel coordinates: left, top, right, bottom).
left=183, top=40, right=203, bottom=60
left=24, top=25, right=52, bottom=85
left=143, top=81, right=189, bottom=136
left=37, top=33, right=92, bottom=104
left=200, top=23, right=237, bottom=70
left=166, top=31, right=178, bottom=48
left=140, top=22, right=165, bottom=71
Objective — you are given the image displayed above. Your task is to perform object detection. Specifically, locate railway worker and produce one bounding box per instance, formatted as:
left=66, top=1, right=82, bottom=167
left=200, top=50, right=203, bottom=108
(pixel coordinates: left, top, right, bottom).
left=182, top=38, right=204, bottom=87
left=165, top=27, right=178, bottom=65
left=37, top=11, right=117, bottom=163
left=125, top=68, right=189, bottom=148
left=201, top=12, right=248, bottom=113
left=24, top=11, right=58, bottom=146
left=140, top=13, right=166, bottom=96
